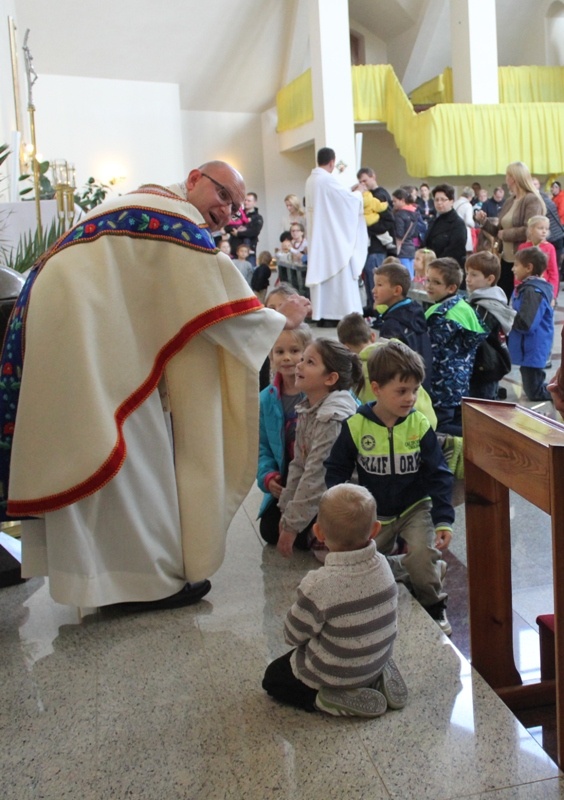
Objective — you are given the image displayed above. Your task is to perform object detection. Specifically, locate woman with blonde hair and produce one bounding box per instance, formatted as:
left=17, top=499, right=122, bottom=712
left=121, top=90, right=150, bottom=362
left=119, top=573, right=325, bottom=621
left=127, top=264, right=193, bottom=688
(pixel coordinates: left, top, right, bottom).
left=476, top=161, right=545, bottom=300
left=283, top=193, right=307, bottom=234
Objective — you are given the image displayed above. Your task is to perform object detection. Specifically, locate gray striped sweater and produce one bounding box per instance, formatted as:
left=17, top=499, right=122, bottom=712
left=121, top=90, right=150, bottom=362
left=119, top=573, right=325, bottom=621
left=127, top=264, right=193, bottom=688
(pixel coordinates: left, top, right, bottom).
left=285, top=540, right=398, bottom=690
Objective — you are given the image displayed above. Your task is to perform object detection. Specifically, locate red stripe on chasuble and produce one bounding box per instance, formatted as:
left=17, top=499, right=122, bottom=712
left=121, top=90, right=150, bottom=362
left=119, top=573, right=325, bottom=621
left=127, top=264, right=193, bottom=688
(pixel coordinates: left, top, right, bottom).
left=8, top=295, right=264, bottom=516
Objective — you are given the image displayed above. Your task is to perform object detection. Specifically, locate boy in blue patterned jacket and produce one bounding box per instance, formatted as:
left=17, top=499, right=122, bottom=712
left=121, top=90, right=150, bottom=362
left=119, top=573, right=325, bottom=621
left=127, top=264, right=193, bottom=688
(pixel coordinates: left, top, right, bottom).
left=424, top=257, right=486, bottom=435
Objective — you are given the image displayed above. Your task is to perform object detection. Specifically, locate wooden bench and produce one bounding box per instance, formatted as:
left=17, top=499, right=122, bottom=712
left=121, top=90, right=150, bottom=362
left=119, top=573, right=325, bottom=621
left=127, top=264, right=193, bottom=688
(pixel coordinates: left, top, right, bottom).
left=463, top=399, right=564, bottom=767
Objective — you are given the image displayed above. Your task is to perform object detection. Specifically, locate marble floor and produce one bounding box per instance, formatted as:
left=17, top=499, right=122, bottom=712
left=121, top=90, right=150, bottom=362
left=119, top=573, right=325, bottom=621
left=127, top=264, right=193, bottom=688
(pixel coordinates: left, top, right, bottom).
left=2, top=291, right=564, bottom=799
left=2, top=486, right=564, bottom=800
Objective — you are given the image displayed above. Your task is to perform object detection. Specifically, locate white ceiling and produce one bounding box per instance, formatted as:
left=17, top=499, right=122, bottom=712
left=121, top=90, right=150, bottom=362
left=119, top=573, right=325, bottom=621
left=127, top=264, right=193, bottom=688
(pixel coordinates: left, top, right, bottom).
left=12, top=0, right=540, bottom=117
left=13, top=0, right=305, bottom=113
left=12, top=0, right=422, bottom=114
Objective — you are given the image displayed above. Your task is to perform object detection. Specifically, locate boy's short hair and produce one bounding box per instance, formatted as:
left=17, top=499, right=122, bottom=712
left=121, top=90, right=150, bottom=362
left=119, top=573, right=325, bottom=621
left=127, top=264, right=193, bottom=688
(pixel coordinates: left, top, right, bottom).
left=367, top=340, right=425, bottom=387
left=265, top=283, right=298, bottom=309
left=428, top=257, right=463, bottom=289
left=375, top=263, right=411, bottom=297
left=465, top=251, right=501, bottom=283
left=280, top=231, right=292, bottom=243
left=381, top=256, right=403, bottom=267
left=432, top=183, right=455, bottom=201
left=336, top=312, right=373, bottom=348
left=317, top=484, right=376, bottom=549
left=515, top=246, right=548, bottom=276
left=236, top=243, right=250, bottom=255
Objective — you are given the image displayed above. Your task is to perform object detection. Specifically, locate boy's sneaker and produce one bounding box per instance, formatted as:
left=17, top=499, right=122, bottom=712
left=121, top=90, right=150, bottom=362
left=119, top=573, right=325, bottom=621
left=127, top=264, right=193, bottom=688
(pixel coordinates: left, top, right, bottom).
left=434, top=608, right=452, bottom=636
left=315, top=686, right=387, bottom=718
left=438, top=559, right=447, bottom=584
left=373, top=658, right=408, bottom=709
left=441, top=434, right=464, bottom=479
left=425, top=599, right=452, bottom=636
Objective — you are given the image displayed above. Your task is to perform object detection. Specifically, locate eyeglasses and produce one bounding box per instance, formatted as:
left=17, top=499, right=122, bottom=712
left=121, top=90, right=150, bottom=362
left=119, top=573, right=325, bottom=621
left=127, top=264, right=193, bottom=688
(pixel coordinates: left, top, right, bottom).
left=200, top=172, right=242, bottom=218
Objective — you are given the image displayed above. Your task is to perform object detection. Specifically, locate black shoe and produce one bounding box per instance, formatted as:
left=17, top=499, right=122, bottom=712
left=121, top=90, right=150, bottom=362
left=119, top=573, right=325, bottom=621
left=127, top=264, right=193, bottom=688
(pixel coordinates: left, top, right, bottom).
left=107, top=580, right=211, bottom=612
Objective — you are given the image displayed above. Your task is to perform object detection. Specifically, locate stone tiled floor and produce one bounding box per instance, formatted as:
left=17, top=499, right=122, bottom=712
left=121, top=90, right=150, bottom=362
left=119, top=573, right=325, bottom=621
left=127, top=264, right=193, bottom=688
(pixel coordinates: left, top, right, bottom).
left=2, top=286, right=564, bottom=798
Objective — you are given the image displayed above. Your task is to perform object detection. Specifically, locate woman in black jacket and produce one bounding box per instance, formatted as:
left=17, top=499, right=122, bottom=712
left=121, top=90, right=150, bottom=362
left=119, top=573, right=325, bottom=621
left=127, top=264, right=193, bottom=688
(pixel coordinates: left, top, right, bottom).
left=424, top=183, right=468, bottom=268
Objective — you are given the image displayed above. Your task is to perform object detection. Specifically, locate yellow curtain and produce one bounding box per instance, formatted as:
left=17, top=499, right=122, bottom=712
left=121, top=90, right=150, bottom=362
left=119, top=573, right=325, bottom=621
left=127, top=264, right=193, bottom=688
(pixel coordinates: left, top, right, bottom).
left=276, top=69, right=314, bottom=131
left=276, top=64, right=564, bottom=175
left=409, top=69, right=453, bottom=105
left=499, top=66, right=564, bottom=102
left=409, top=65, right=564, bottom=105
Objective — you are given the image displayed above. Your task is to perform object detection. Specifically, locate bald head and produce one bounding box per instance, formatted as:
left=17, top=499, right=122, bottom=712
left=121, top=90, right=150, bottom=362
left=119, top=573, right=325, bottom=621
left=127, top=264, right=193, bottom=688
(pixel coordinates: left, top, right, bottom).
left=185, top=160, right=246, bottom=231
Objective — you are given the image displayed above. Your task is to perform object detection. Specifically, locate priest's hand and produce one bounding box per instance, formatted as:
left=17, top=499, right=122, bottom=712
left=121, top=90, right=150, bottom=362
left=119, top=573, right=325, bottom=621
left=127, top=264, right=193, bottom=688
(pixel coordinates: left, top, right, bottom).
left=277, top=294, right=312, bottom=329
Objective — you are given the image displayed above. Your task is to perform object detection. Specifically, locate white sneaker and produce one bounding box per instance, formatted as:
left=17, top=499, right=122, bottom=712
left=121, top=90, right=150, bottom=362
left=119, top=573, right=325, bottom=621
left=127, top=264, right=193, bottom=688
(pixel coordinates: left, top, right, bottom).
left=438, top=559, right=447, bottom=583
left=373, top=658, right=408, bottom=709
left=435, top=608, right=452, bottom=636
left=315, top=686, right=387, bottom=718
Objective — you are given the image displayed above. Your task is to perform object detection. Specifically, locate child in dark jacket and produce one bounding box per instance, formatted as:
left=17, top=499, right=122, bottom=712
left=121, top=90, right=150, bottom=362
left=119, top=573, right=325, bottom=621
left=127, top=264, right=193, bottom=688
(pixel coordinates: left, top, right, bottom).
left=508, top=246, right=554, bottom=402
left=372, top=262, right=433, bottom=391
left=465, top=251, right=515, bottom=400
left=424, top=257, right=486, bottom=435
left=251, top=250, right=273, bottom=302
left=325, top=340, right=454, bottom=635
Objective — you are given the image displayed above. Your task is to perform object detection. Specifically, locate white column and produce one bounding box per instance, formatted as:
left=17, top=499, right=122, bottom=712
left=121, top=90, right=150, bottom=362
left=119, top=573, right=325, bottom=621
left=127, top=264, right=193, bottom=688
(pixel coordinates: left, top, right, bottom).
left=308, top=0, right=357, bottom=184
left=451, top=0, right=499, bottom=104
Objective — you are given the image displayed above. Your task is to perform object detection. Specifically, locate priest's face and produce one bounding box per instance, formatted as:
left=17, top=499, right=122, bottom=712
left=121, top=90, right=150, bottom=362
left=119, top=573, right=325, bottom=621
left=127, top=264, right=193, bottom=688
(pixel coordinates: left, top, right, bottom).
left=186, top=164, right=245, bottom=231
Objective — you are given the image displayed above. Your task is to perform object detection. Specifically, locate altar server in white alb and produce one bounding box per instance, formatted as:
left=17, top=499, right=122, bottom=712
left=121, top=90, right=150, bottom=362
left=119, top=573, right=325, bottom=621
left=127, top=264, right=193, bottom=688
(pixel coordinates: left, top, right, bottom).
left=305, top=147, right=368, bottom=322
left=0, top=160, right=310, bottom=612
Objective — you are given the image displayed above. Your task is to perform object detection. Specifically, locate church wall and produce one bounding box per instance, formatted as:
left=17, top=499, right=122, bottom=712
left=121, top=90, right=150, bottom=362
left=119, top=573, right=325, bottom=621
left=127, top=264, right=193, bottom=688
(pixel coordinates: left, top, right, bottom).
left=0, top=0, right=18, bottom=142
left=28, top=75, right=183, bottom=196
left=0, top=0, right=25, bottom=198
left=261, top=107, right=314, bottom=252
left=181, top=109, right=268, bottom=241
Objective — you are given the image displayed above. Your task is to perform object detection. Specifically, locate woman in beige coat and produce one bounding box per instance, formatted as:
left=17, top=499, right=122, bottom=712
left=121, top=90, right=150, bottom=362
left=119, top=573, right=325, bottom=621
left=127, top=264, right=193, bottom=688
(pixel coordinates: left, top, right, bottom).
left=477, top=161, right=545, bottom=300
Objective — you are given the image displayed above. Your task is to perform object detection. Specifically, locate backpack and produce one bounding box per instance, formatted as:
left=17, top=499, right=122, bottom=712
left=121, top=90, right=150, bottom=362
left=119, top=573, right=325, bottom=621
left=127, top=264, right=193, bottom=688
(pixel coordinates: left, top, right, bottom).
left=469, top=302, right=512, bottom=383
left=472, top=336, right=511, bottom=382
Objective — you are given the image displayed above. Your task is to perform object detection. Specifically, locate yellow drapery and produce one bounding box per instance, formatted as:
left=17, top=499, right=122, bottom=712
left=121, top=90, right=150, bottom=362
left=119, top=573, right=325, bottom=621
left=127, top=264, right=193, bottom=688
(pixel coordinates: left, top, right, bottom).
left=276, top=65, right=564, bottom=176
left=276, top=69, right=314, bottom=131
left=410, top=66, right=564, bottom=105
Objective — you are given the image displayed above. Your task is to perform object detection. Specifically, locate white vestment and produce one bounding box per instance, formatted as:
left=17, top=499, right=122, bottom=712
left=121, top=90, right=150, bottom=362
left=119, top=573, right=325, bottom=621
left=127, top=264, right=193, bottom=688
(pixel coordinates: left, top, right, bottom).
left=305, top=167, right=368, bottom=320
left=8, top=185, right=284, bottom=606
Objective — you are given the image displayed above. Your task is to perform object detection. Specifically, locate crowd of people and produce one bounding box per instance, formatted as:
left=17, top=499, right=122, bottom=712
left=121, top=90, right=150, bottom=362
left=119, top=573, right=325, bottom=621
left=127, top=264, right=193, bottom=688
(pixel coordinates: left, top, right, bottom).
left=255, top=155, right=564, bottom=717
left=2, top=153, right=563, bottom=722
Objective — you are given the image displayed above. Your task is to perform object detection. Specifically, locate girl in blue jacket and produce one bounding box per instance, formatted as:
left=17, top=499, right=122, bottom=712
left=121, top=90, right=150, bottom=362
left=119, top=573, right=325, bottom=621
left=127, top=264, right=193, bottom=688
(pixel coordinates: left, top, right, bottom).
left=257, top=325, right=312, bottom=545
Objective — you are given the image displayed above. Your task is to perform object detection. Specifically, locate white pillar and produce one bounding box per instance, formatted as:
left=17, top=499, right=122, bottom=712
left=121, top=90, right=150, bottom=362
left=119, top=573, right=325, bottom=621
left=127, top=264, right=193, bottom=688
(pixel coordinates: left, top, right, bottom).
left=308, top=0, right=357, bottom=184
left=451, top=0, right=499, bottom=104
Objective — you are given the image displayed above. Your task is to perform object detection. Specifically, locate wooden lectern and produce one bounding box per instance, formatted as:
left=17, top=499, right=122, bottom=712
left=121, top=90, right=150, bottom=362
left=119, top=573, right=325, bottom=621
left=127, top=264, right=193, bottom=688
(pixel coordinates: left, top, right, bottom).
left=463, top=399, right=564, bottom=766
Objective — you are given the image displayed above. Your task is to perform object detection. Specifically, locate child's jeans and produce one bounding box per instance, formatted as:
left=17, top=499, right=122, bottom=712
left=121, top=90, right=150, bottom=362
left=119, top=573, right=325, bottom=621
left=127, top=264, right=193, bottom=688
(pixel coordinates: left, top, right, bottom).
left=259, top=500, right=314, bottom=549
left=377, top=500, right=446, bottom=609
left=520, top=366, right=552, bottom=402
left=468, top=378, right=499, bottom=400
